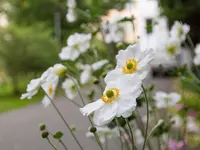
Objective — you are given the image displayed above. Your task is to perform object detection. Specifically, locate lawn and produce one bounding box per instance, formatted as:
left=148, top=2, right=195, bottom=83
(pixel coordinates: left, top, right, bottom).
left=0, top=76, right=43, bottom=113
left=0, top=95, right=42, bottom=113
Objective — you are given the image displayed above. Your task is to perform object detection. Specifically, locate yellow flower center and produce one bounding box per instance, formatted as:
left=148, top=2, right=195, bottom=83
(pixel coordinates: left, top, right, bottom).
left=48, top=84, right=53, bottom=95
left=122, top=59, right=137, bottom=74
left=178, top=26, right=183, bottom=38
left=101, top=88, right=120, bottom=103
left=167, top=45, right=177, bottom=56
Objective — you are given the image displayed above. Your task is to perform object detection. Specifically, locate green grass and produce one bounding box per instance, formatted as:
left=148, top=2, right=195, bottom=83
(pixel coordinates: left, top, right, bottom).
left=0, top=75, right=43, bottom=113
left=0, top=95, right=42, bottom=113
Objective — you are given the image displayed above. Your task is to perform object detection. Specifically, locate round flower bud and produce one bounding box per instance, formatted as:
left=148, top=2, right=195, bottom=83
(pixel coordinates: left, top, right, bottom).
left=41, top=131, right=49, bottom=139
left=39, top=123, right=46, bottom=131
left=93, top=79, right=99, bottom=84
left=53, top=131, right=63, bottom=139
left=116, top=42, right=124, bottom=49
left=71, top=125, right=76, bottom=132
left=89, top=126, right=97, bottom=133
left=53, top=64, right=67, bottom=77
left=101, top=72, right=107, bottom=78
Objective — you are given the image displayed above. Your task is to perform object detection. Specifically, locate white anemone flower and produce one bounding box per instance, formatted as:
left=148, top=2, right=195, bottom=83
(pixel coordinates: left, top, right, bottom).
left=62, top=78, right=77, bottom=100
left=105, top=44, right=154, bottom=83
left=187, top=116, right=200, bottom=133
left=79, top=59, right=109, bottom=84
left=20, top=78, right=41, bottom=99
left=80, top=75, right=142, bottom=126
left=171, top=115, right=182, bottom=128
left=170, top=21, right=190, bottom=43
left=67, top=0, right=76, bottom=8
left=153, top=91, right=181, bottom=109
left=59, top=33, right=92, bottom=61
left=66, top=8, right=77, bottom=23
left=101, top=18, right=124, bottom=44
left=165, top=37, right=181, bottom=56
left=193, top=44, right=200, bottom=65
left=21, top=64, right=66, bottom=107
left=86, top=127, right=119, bottom=143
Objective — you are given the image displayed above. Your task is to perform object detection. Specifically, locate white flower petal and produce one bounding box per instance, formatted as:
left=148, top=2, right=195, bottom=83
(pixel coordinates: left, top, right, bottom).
left=91, top=59, right=109, bottom=71
left=80, top=99, right=104, bottom=116
left=104, top=68, right=123, bottom=83
left=93, top=101, right=118, bottom=126
left=80, top=66, right=92, bottom=84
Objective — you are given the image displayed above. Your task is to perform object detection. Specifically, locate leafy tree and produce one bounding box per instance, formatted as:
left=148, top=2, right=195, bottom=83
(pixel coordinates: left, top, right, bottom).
left=0, top=24, right=60, bottom=95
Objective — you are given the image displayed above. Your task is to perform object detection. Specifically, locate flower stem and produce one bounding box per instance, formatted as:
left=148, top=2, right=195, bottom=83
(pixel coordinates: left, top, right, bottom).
left=93, top=132, right=104, bottom=150
left=59, top=139, right=69, bottom=150
left=135, top=109, right=152, bottom=150
left=115, top=118, right=124, bottom=150
left=47, top=138, right=59, bottom=150
left=68, top=75, right=103, bottom=150
left=142, top=85, right=150, bottom=150
left=42, top=89, right=84, bottom=150
left=125, top=118, right=135, bottom=150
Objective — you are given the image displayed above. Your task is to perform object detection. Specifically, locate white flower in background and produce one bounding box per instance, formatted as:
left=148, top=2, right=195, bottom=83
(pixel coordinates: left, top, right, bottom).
left=193, top=44, right=200, bottom=65
left=21, top=64, right=66, bottom=107
left=86, top=127, right=119, bottom=143
left=165, top=37, right=181, bottom=56
left=80, top=75, right=142, bottom=126
left=20, top=78, right=41, bottom=99
left=67, top=0, right=76, bottom=8
left=62, top=78, right=77, bottom=100
left=66, top=8, right=77, bottom=23
left=187, top=116, right=200, bottom=133
left=66, top=0, right=77, bottom=22
left=101, top=17, right=124, bottom=44
left=153, top=91, right=181, bottom=109
left=79, top=59, right=109, bottom=84
left=135, top=129, right=144, bottom=145
left=105, top=45, right=154, bottom=83
left=171, top=115, right=182, bottom=128
left=59, top=33, right=92, bottom=61
left=170, top=21, right=190, bottom=43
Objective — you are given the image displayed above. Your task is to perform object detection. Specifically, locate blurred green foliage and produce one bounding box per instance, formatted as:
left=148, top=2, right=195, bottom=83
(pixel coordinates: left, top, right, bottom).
left=160, top=0, right=200, bottom=42
left=0, top=24, right=60, bottom=94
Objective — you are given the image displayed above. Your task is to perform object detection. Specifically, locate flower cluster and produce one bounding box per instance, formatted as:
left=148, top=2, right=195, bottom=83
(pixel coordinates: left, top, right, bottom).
left=80, top=44, right=154, bottom=126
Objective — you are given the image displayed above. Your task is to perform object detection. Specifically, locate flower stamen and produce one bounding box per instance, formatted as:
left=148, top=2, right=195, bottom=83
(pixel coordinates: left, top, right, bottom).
left=101, top=88, right=120, bottom=103
left=122, top=59, right=137, bottom=74
left=48, top=84, right=53, bottom=95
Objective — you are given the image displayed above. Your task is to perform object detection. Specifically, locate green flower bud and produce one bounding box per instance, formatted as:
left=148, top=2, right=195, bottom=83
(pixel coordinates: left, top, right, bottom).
left=41, top=131, right=49, bottom=139
left=89, top=127, right=97, bottom=133
left=39, top=123, right=46, bottom=131
left=116, top=42, right=124, bottom=49
left=53, top=131, right=63, bottom=139
left=101, top=72, right=107, bottom=78
left=71, top=125, right=76, bottom=132
left=93, top=79, right=99, bottom=84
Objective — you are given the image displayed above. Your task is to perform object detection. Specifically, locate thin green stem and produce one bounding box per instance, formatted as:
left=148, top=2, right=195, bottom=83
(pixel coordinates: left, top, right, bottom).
left=93, top=132, right=104, bottom=150
left=59, top=139, right=69, bottom=150
left=47, top=138, right=59, bottom=150
left=181, top=82, right=187, bottom=150
left=144, top=120, right=164, bottom=147
left=42, top=89, right=84, bottom=150
left=125, top=118, right=135, bottom=150
left=135, top=110, right=152, bottom=150
left=67, top=75, right=103, bottom=150
left=142, top=85, right=150, bottom=150
left=115, top=118, right=124, bottom=150
left=46, top=130, right=68, bottom=150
